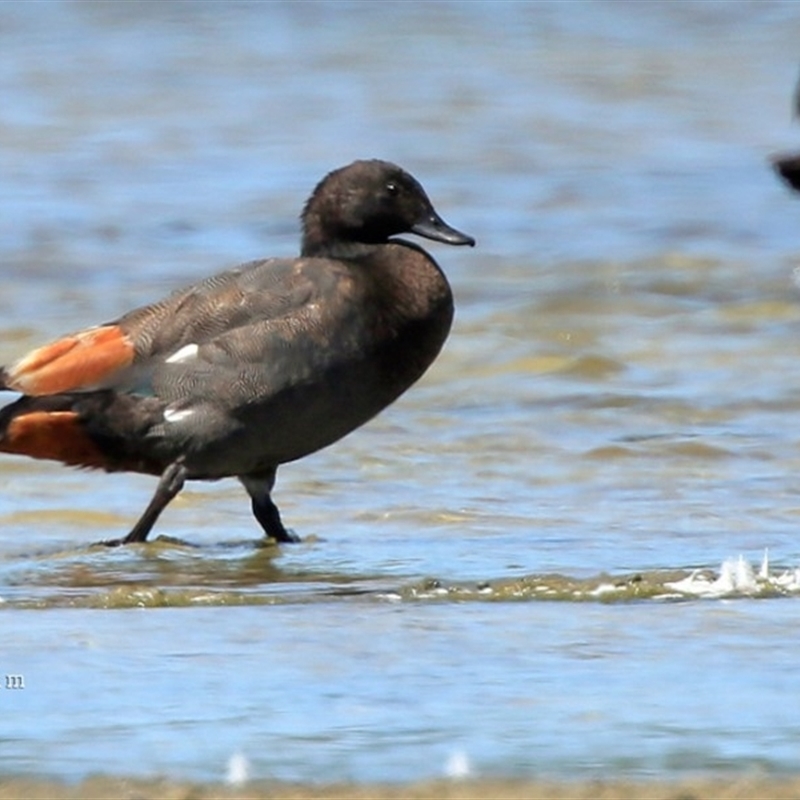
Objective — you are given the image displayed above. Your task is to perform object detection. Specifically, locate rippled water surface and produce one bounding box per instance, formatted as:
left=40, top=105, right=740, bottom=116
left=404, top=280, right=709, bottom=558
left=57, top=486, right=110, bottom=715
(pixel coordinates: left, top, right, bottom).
left=3, top=0, right=800, bottom=786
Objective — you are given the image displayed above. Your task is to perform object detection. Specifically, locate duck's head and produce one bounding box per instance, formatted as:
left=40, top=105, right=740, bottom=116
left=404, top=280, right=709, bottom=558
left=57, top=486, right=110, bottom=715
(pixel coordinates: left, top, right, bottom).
left=301, top=159, right=475, bottom=256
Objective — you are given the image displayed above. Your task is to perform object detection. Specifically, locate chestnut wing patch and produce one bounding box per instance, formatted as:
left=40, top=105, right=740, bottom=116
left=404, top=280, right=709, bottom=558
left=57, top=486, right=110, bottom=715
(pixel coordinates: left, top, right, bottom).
left=2, top=325, right=135, bottom=396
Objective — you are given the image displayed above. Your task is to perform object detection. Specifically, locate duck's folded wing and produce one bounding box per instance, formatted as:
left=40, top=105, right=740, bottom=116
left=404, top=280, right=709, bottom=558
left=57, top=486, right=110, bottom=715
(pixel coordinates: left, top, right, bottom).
left=1, top=257, right=344, bottom=397
left=142, top=291, right=367, bottom=412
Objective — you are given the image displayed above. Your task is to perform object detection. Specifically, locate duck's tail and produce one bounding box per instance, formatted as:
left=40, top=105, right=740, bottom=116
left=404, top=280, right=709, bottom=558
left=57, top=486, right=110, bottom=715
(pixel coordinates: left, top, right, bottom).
left=0, top=394, right=111, bottom=469
left=0, top=391, right=165, bottom=474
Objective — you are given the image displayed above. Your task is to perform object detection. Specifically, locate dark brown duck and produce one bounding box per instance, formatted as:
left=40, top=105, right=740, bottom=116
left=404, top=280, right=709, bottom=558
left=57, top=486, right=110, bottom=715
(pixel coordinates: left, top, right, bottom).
left=772, top=75, right=800, bottom=192
left=0, top=159, right=474, bottom=545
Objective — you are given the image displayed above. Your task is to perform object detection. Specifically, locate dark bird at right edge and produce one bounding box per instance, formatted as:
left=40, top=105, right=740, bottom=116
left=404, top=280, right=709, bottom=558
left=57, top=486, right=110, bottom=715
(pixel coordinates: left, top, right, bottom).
left=0, top=159, right=475, bottom=546
left=772, top=76, right=800, bottom=192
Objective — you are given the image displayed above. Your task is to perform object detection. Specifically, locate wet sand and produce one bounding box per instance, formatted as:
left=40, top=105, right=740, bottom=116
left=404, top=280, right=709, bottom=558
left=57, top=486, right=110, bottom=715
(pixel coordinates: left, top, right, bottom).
left=2, top=776, right=800, bottom=800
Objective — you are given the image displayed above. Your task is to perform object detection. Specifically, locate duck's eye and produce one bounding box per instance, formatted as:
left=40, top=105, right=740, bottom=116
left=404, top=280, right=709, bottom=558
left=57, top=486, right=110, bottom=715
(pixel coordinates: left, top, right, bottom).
left=386, top=182, right=398, bottom=195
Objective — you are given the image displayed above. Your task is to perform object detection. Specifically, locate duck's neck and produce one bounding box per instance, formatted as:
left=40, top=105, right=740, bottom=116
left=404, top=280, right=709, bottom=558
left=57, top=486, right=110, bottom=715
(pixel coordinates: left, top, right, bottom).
left=301, top=219, right=381, bottom=260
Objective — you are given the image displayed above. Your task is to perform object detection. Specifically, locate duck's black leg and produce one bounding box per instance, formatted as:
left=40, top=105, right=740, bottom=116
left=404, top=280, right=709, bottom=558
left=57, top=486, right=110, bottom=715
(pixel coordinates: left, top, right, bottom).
left=102, top=460, right=187, bottom=546
left=240, top=469, right=300, bottom=543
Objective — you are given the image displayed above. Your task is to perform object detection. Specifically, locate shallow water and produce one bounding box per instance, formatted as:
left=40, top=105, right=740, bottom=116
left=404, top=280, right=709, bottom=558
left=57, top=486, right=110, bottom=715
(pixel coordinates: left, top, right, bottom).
left=3, top=0, right=800, bottom=786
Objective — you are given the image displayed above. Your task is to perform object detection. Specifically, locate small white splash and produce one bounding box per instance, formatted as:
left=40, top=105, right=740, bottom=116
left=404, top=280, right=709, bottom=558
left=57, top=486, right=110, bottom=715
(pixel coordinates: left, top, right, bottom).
left=444, top=749, right=472, bottom=779
left=719, top=555, right=758, bottom=594
left=225, top=751, right=250, bottom=786
left=166, top=343, right=199, bottom=364
left=759, top=548, right=770, bottom=580
left=772, top=566, right=800, bottom=590
left=665, top=550, right=800, bottom=598
left=589, top=582, right=619, bottom=597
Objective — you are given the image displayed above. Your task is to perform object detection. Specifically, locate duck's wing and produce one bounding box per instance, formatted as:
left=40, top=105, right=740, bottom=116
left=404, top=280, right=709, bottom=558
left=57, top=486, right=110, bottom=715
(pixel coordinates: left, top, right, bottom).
left=1, top=257, right=348, bottom=397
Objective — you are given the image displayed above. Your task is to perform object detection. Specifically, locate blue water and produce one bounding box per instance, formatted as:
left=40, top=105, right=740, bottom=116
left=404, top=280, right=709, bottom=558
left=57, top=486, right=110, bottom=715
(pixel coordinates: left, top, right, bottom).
left=3, top=0, right=800, bottom=786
